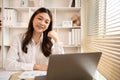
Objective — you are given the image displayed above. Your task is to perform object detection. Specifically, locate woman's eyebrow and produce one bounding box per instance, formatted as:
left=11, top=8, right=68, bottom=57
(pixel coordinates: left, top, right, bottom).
left=38, top=15, right=50, bottom=21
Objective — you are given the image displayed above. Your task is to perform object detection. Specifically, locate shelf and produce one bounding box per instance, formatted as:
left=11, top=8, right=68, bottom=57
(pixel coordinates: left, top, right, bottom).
left=2, top=45, right=10, bottom=47
left=3, top=8, right=29, bottom=28
left=63, top=45, right=81, bottom=47
left=2, top=44, right=81, bottom=48
left=2, top=26, right=81, bottom=29
left=1, top=0, right=81, bottom=55
left=56, top=8, right=80, bottom=27
left=4, top=26, right=81, bottom=29
left=4, top=0, right=81, bottom=8
left=4, top=7, right=81, bottom=11
left=4, top=26, right=27, bottom=29
left=54, top=26, right=81, bottom=29
left=4, top=7, right=29, bottom=10
left=44, top=0, right=70, bottom=7
left=55, top=7, right=81, bottom=10
left=3, top=24, right=28, bottom=28
left=44, top=0, right=81, bottom=8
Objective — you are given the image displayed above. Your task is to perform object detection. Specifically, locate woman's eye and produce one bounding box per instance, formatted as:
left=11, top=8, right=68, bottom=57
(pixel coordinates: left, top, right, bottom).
left=38, top=18, right=42, bottom=20
left=45, top=21, right=49, bottom=24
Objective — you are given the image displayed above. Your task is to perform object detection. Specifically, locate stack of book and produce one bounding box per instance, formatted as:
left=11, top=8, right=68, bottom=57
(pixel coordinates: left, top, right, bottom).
left=69, top=0, right=81, bottom=7
left=69, top=28, right=81, bottom=46
left=3, top=8, right=17, bottom=27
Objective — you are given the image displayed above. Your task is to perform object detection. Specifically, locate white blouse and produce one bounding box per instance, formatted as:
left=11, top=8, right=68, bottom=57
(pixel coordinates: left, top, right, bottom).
left=4, top=33, right=64, bottom=70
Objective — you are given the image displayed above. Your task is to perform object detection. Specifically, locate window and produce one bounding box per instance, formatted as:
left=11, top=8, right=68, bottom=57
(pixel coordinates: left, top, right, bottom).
left=87, top=0, right=120, bottom=80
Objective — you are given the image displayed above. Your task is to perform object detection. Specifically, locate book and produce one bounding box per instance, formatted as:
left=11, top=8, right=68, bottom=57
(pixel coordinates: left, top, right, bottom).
left=71, top=29, right=75, bottom=45
left=0, top=20, right=1, bottom=26
left=69, top=31, right=72, bottom=45
left=21, top=0, right=28, bottom=7
left=71, top=0, right=75, bottom=7
left=69, top=0, right=73, bottom=7
left=75, top=0, right=81, bottom=7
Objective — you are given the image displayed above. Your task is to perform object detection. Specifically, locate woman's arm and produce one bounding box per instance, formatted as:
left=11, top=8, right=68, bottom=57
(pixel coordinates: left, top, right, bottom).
left=33, top=64, right=47, bottom=71
left=48, top=30, right=64, bottom=54
left=48, top=30, right=59, bottom=43
left=4, top=34, right=34, bottom=70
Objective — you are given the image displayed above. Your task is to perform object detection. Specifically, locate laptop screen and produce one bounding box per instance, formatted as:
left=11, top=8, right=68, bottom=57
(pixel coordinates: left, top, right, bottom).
left=47, top=52, right=102, bottom=80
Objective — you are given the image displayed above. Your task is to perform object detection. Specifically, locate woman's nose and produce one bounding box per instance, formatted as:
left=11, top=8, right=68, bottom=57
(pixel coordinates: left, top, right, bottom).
left=40, top=20, right=45, bottom=25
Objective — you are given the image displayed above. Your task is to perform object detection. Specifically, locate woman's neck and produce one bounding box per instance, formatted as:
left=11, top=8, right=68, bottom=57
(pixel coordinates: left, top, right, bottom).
left=33, top=32, right=42, bottom=44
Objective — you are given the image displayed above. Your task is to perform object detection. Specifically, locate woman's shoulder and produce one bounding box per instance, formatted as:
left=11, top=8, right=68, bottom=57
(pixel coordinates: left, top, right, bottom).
left=10, top=33, right=25, bottom=45
left=15, top=33, right=25, bottom=41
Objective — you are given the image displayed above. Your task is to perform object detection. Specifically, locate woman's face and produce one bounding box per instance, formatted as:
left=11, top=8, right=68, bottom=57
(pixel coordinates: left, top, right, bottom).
left=33, top=13, right=51, bottom=33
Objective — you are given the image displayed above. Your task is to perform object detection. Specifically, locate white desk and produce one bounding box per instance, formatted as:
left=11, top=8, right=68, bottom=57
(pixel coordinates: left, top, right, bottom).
left=0, top=70, right=46, bottom=80
left=94, top=71, right=106, bottom=80
left=0, top=71, right=17, bottom=80
left=0, top=70, right=106, bottom=80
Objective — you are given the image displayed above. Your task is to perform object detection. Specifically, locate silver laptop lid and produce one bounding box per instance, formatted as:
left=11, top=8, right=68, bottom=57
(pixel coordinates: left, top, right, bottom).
left=47, top=52, right=102, bottom=80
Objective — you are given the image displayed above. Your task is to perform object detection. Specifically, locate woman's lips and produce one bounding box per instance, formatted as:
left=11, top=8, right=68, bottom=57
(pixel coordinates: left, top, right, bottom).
left=37, top=25, right=44, bottom=30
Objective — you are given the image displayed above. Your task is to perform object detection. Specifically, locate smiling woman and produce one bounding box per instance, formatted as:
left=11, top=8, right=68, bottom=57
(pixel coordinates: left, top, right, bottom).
left=4, top=7, right=64, bottom=71
left=33, top=13, right=50, bottom=33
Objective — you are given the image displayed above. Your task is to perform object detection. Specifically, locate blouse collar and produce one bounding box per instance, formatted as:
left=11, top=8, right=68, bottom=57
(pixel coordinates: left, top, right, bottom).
left=31, top=33, right=43, bottom=45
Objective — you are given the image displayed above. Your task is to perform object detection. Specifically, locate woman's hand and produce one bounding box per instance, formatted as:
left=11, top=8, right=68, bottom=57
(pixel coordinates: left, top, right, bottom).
left=33, top=64, right=47, bottom=71
left=48, top=30, right=59, bottom=43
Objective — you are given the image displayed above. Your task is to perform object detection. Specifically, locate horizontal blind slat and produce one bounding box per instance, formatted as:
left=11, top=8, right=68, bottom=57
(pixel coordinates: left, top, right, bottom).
left=98, top=60, right=120, bottom=80
left=87, top=0, right=120, bottom=79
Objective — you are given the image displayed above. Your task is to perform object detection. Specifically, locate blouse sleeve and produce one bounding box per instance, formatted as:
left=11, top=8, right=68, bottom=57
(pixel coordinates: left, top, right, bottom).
left=4, top=34, right=34, bottom=70
left=52, top=41, right=64, bottom=54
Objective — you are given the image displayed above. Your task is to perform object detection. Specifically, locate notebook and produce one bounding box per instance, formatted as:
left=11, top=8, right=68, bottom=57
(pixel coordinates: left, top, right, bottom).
left=35, top=52, right=102, bottom=80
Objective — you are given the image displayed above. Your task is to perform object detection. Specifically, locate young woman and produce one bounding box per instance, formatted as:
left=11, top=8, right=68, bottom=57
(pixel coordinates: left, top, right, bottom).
left=5, top=7, right=64, bottom=71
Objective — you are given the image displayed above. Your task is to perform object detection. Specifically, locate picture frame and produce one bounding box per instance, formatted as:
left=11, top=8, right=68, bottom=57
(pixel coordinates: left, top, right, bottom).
left=62, top=21, right=72, bottom=27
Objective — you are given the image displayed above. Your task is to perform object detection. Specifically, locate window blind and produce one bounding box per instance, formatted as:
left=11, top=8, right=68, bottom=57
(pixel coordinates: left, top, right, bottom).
left=87, top=0, right=120, bottom=80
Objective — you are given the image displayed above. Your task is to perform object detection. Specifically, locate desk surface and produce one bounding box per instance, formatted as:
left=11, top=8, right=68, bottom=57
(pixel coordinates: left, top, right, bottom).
left=0, top=70, right=47, bottom=80
left=0, top=70, right=106, bottom=80
left=0, top=71, right=17, bottom=80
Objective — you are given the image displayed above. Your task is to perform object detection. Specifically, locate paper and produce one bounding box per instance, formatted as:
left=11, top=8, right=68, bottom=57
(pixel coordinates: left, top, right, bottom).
left=18, top=71, right=47, bottom=79
left=0, top=71, right=18, bottom=80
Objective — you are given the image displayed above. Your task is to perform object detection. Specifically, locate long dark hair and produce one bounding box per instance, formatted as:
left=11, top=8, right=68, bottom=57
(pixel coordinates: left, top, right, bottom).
left=22, top=7, right=53, bottom=57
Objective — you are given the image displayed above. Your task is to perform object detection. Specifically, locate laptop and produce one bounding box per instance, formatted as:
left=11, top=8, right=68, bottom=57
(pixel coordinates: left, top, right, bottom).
left=35, top=52, right=102, bottom=80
